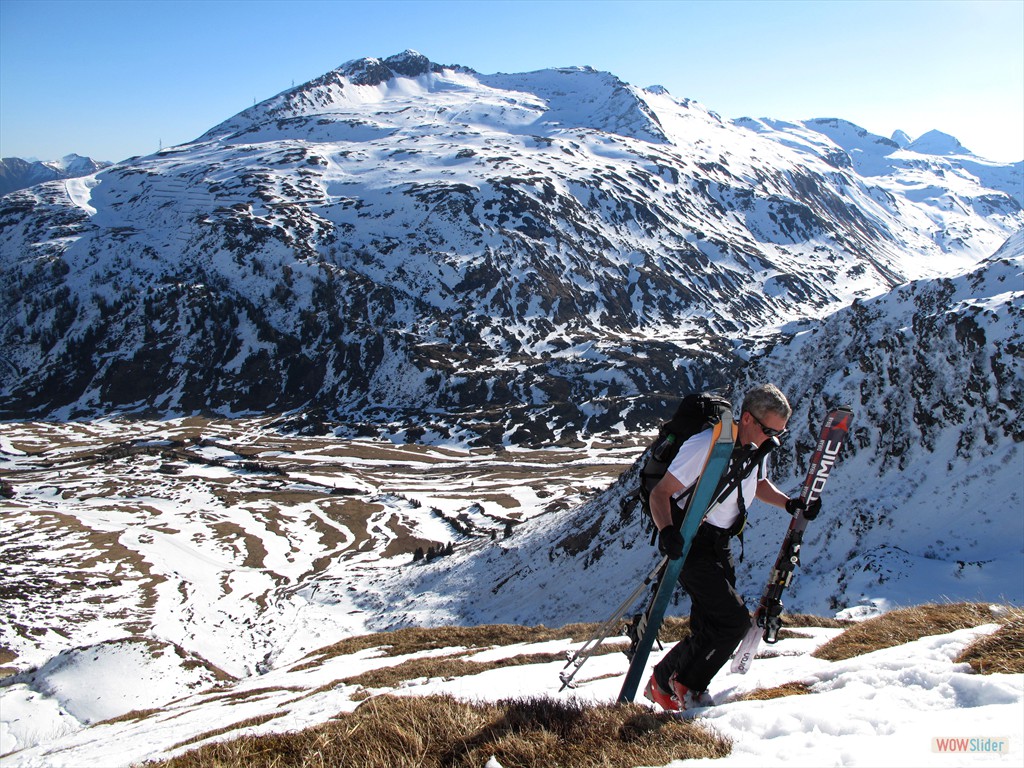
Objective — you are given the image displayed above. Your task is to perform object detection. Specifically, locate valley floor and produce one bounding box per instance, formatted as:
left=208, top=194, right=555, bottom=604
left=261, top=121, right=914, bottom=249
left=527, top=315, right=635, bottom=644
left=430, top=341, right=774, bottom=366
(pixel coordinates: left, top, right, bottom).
left=0, top=416, right=639, bottom=679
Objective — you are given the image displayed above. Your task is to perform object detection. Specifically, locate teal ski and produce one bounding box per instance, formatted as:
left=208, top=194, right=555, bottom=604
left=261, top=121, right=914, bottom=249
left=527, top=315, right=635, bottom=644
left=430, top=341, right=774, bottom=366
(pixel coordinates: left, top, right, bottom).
left=617, top=411, right=736, bottom=703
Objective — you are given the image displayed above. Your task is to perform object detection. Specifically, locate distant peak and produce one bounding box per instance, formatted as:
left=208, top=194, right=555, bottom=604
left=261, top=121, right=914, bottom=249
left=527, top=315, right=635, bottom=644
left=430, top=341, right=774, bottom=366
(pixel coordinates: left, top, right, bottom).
left=381, top=50, right=432, bottom=77
left=891, top=129, right=913, bottom=148
left=906, top=129, right=972, bottom=157
left=646, top=84, right=670, bottom=95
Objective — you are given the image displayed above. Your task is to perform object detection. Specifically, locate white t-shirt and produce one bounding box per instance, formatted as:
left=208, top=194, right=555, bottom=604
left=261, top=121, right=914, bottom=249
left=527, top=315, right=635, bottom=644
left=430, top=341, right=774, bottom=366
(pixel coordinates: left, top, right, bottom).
left=665, top=428, right=762, bottom=530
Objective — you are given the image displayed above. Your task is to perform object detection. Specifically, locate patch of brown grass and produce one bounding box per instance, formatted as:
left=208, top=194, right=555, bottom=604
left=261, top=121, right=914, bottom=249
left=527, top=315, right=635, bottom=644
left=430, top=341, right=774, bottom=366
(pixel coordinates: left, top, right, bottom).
left=661, top=613, right=843, bottom=647
left=734, top=681, right=813, bottom=702
left=813, top=602, right=1003, bottom=661
left=955, top=609, right=1024, bottom=674
left=296, top=650, right=612, bottom=701
left=168, top=711, right=290, bottom=751
left=658, top=616, right=690, bottom=642
left=94, top=708, right=164, bottom=726
left=294, top=622, right=603, bottom=671
left=197, top=686, right=305, bottom=705
left=142, top=694, right=731, bottom=768
left=662, top=613, right=841, bottom=649
left=346, top=655, right=480, bottom=690
left=781, top=613, right=852, bottom=629
left=342, top=651, right=570, bottom=692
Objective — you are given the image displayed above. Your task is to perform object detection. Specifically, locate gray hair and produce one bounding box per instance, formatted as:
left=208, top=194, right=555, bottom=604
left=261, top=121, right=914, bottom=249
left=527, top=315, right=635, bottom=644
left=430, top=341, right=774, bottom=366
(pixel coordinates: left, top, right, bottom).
left=742, top=383, right=792, bottom=420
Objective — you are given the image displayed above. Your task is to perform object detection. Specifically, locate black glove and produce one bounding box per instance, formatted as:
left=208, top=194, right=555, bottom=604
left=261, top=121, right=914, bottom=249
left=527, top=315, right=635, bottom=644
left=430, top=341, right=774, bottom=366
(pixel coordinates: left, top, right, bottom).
left=658, top=526, right=685, bottom=559
left=786, top=496, right=822, bottom=521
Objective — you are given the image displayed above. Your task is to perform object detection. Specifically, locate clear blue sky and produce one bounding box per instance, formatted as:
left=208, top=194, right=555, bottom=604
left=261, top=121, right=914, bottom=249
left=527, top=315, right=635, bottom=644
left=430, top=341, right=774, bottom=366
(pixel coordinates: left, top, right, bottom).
left=1, top=0, right=1022, bottom=163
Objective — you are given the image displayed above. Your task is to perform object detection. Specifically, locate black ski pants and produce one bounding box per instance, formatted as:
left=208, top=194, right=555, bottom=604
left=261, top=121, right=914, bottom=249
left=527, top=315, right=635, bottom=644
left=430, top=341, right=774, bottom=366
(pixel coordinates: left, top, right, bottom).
left=653, top=524, right=751, bottom=693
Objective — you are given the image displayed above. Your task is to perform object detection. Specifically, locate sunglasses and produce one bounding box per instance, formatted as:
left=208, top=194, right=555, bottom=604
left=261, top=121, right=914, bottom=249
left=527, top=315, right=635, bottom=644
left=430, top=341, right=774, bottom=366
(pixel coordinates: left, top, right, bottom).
left=749, top=411, right=788, bottom=438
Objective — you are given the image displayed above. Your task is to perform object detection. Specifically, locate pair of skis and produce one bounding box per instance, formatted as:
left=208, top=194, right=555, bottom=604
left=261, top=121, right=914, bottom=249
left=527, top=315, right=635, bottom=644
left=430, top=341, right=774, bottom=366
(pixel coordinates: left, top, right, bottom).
left=730, top=406, right=854, bottom=674
left=559, top=405, right=853, bottom=699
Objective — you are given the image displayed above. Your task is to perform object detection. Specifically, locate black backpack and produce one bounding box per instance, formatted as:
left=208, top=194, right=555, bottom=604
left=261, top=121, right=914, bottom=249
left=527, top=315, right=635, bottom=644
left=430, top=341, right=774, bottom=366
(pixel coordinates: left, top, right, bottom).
left=638, top=392, right=733, bottom=508
left=620, top=392, right=733, bottom=542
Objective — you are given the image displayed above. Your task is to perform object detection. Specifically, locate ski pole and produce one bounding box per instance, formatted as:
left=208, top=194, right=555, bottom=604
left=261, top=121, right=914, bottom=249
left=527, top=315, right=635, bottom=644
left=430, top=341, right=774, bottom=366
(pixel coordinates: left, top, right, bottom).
left=558, top=556, right=668, bottom=690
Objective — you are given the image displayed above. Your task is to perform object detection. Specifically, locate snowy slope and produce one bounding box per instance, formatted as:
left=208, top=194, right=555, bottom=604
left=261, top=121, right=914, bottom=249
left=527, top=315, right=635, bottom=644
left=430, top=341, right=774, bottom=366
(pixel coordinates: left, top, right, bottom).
left=2, top=638, right=228, bottom=725
left=2, top=230, right=1017, bottom=730
left=0, top=417, right=643, bottom=678
left=1, top=244, right=1021, bottom=762
left=1, top=51, right=1020, bottom=444
left=366, top=231, right=1023, bottom=628
left=737, top=229, right=1023, bottom=611
left=736, top=117, right=1023, bottom=257
left=1, top=49, right=1023, bottom=767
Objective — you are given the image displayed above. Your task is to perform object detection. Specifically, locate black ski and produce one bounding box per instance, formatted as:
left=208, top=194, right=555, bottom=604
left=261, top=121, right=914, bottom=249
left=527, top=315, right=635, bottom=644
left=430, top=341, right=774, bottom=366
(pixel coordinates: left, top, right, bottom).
left=731, top=406, right=854, bottom=674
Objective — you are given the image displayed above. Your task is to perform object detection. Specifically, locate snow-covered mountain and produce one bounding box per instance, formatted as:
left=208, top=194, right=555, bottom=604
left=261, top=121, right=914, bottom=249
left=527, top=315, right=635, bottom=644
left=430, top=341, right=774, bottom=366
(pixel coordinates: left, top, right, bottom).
left=0, top=154, right=111, bottom=196
left=735, top=118, right=1022, bottom=223
left=1, top=50, right=1020, bottom=445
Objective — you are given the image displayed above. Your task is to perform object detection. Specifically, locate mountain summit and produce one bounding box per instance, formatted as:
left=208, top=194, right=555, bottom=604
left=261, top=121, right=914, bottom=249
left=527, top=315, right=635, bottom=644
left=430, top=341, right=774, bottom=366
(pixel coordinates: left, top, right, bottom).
left=341, top=49, right=449, bottom=83
left=906, top=128, right=971, bottom=156
left=1, top=52, right=1021, bottom=441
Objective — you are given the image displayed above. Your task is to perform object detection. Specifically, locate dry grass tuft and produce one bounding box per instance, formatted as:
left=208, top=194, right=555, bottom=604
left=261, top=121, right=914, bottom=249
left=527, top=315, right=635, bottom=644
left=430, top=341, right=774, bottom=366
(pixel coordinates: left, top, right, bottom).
left=307, top=651, right=587, bottom=698
left=94, top=708, right=164, bottom=726
left=955, top=609, right=1024, bottom=674
left=781, top=613, right=853, bottom=629
left=350, top=656, right=495, bottom=690
left=197, top=686, right=304, bottom=705
left=143, top=694, right=730, bottom=768
left=299, top=612, right=848, bottom=673
left=658, top=616, right=690, bottom=642
left=734, top=681, right=813, bottom=702
left=813, top=602, right=1004, bottom=662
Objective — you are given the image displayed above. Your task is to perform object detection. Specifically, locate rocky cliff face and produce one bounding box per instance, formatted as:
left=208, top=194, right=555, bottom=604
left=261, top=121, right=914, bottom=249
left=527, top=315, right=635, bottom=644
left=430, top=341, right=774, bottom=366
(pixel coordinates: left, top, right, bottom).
left=1, top=51, right=1020, bottom=445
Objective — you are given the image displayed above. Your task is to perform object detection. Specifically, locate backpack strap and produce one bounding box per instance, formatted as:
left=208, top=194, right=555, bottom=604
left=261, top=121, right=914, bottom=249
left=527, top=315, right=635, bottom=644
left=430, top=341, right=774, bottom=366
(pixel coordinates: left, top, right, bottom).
left=731, top=452, right=772, bottom=563
left=729, top=477, right=748, bottom=562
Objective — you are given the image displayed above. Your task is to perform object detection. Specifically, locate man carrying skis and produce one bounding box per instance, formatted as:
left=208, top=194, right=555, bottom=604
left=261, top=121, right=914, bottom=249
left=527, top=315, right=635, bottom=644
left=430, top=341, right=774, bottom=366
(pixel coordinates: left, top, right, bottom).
left=644, top=383, right=820, bottom=711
